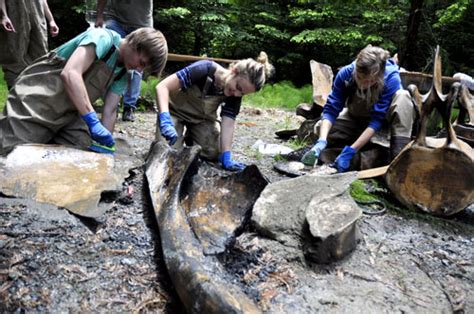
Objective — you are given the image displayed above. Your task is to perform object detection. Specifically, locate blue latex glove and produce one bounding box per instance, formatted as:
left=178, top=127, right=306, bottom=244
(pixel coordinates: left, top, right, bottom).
left=219, top=151, right=246, bottom=171
left=301, top=139, right=327, bottom=166
left=81, top=111, right=115, bottom=147
left=159, top=112, right=178, bottom=145
left=334, top=145, right=356, bottom=173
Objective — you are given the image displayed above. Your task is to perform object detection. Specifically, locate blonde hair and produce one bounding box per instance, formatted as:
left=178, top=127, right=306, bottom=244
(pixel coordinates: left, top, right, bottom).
left=354, top=45, right=390, bottom=102
left=231, top=51, right=274, bottom=91
left=125, top=27, right=168, bottom=76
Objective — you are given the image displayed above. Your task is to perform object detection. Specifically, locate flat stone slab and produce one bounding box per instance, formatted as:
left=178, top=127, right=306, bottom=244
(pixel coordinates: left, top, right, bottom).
left=252, top=172, right=362, bottom=263
left=0, top=142, right=140, bottom=217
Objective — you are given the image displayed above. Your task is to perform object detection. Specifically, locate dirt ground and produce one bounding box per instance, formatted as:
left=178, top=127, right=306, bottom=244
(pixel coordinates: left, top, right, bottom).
left=1, top=109, right=473, bottom=313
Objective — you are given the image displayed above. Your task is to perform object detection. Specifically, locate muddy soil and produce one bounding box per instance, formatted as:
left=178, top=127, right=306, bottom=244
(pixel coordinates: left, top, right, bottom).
left=1, top=109, right=473, bottom=312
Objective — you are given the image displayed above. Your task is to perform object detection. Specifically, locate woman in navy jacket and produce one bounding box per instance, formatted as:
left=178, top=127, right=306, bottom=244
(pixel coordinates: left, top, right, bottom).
left=302, top=45, right=415, bottom=171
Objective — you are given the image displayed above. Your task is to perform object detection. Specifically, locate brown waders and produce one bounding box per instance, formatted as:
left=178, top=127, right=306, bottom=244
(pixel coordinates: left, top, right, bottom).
left=0, top=46, right=122, bottom=155
left=315, top=89, right=415, bottom=160
left=155, top=85, right=225, bottom=161
left=0, top=0, right=48, bottom=88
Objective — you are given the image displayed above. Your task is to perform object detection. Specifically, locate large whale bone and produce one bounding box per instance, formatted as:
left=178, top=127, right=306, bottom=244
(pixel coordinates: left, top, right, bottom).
left=385, top=46, right=474, bottom=216
left=145, top=141, right=261, bottom=313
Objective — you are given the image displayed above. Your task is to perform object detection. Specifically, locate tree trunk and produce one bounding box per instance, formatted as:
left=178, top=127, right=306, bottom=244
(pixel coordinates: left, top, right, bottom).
left=400, top=0, right=424, bottom=70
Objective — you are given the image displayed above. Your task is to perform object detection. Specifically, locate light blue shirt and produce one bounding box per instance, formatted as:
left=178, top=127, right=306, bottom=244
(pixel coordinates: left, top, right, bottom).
left=55, top=28, right=126, bottom=95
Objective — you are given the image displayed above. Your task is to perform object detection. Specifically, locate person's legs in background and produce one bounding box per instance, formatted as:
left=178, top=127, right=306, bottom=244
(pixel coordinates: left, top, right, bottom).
left=388, top=89, right=416, bottom=160
left=122, top=69, right=142, bottom=121
left=104, top=20, right=142, bottom=122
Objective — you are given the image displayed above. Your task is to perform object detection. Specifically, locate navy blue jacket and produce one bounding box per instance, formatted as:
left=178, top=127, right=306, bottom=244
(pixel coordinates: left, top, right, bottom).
left=322, top=59, right=402, bottom=131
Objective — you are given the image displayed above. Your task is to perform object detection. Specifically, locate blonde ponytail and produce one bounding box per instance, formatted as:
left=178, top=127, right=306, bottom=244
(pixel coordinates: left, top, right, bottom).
left=231, top=51, right=274, bottom=91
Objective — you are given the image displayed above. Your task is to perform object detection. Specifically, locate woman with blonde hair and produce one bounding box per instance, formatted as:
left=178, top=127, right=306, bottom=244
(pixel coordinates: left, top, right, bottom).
left=156, top=52, right=274, bottom=171
left=302, top=45, right=415, bottom=171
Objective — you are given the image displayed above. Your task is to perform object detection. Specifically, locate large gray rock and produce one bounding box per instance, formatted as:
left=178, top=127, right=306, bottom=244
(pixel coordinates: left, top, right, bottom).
left=252, top=172, right=361, bottom=263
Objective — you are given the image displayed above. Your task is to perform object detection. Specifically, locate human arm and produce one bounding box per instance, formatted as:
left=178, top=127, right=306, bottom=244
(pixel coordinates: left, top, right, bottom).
left=155, top=61, right=215, bottom=145
left=61, top=45, right=114, bottom=146
left=302, top=64, right=352, bottom=165
left=61, top=45, right=96, bottom=115
left=0, top=0, right=15, bottom=32
left=42, top=0, right=59, bottom=36
left=301, top=65, right=350, bottom=166
left=220, top=116, right=235, bottom=153
left=156, top=74, right=181, bottom=114
left=95, top=0, right=107, bottom=28
left=155, top=74, right=181, bottom=145
left=321, top=64, right=353, bottom=125
left=102, top=91, right=121, bottom=131
left=219, top=116, right=245, bottom=171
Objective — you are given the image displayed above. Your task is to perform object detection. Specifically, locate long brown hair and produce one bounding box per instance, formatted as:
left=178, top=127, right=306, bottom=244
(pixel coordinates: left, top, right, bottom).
left=354, top=45, right=390, bottom=103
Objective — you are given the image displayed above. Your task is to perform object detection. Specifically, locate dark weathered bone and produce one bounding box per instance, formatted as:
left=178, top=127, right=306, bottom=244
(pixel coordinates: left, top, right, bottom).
left=455, top=85, right=474, bottom=126
left=310, top=60, right=333, bottom=108
left=275, top=128, right=298, bottom=140
left=385, top=46, right=474, bottom=216
left=297, top=119, right=319, bottom=143
left=182, top=163, right=268, bottom=255
left=436, top=85, right=474, bottom=147
left=295, top=60, right=332, bottom=122
left=400, top=71, right=460, bottom=94
left=145, top=141, right=262, bottom=313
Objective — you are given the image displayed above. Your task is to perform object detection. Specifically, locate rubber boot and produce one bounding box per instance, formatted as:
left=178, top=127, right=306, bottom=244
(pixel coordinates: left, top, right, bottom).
left=390, top=136, right=411, bottom=161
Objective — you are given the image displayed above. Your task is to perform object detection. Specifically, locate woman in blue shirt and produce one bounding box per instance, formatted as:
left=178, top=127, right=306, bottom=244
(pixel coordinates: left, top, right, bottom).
left=302, top=45, right=415, bottom=172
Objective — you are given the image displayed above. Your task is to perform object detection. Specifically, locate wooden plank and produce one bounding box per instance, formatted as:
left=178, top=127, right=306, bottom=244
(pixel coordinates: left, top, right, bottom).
left=400, top=71, right=460, bottom=84
left=167, top=53, right=236, bottom=63
left=357, top=165, right=389, bottom=179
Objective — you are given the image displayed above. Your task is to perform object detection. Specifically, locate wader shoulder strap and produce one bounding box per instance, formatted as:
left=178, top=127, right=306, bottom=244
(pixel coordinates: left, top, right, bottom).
left=202, top=63, right=218, bottom=98
left=101, top=29, right=127, bottom=82
left=114, top=68, right=127, bottom=82
left=101, top=44, right=116, bottom=62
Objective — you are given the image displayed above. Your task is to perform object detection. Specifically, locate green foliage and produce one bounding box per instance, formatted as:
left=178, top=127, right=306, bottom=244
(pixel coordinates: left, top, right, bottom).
left=434, top=0, right=470, bottom=28
left=286, top=138, right=308, bottom=150
left=291, top=28, right=364, bottom=46
left=350, top=180, right=379, bottom=203
left=140, top=76, right=161, bottom=102
left=242, top=81, right=312, bottom=110
left=275, top=115, right=295, bottom=131
left=13, top=1, right=474, bottom=88
left=273, top=154, right=287, bottom=162
left=159, top=7, right=192, bottom=19
left=255, top=24, right=290, bottom=41
left=289, top=7, right=336, bottom=25
left=0, top=68, right=7, bottom=112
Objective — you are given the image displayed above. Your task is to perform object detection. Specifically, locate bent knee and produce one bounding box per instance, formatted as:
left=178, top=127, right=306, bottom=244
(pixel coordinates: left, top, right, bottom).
left=200, top=145, right=220, bottom=161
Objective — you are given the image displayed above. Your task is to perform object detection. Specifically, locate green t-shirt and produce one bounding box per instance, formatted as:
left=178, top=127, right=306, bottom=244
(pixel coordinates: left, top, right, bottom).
left=55, top=28, right=126, bottom=95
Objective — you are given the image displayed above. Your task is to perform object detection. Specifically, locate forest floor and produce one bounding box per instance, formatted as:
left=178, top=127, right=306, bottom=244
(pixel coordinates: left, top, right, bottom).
left=1, top=108, right=473, bottom=313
